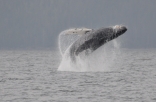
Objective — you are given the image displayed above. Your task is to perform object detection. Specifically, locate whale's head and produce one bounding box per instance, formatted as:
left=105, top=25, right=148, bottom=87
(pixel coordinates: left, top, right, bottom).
left=113, top=25, right=127, bottom=37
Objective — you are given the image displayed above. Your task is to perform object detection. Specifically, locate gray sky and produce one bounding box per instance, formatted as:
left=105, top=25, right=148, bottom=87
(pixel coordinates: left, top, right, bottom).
left=0, top=0, right=156, bottom=49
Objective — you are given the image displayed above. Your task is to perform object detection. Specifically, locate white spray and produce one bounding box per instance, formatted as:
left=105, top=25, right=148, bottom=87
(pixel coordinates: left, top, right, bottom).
left=58, top=28, right=121, bottom=72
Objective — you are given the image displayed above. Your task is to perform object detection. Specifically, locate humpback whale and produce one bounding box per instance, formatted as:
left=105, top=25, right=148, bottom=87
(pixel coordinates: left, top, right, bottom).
left=68, top=25, right=127, bottom=62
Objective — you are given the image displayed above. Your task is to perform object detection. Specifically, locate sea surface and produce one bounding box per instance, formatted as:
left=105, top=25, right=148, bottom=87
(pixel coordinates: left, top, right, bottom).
left=0, top=49, right=156, bottom=102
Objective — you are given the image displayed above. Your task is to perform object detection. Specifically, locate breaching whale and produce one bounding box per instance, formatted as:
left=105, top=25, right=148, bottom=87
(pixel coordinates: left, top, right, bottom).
left=67, top=25, right=127, bottom=62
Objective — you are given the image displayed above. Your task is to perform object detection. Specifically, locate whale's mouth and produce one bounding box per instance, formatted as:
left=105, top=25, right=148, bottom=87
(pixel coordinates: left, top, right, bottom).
left=113, top=25, right=127, bottom=36
left=113, top=25, right=121, bottom=29
left=113, top=25, right=126, bottom=31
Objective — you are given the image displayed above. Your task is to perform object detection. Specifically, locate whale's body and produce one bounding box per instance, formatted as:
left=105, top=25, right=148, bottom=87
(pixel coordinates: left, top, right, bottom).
left=67, top=25, right=127, bottom=61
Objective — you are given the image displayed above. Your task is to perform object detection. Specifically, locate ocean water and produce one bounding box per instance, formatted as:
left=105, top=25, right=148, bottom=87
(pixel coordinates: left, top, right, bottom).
left=0, top=49, right=156, bottom=102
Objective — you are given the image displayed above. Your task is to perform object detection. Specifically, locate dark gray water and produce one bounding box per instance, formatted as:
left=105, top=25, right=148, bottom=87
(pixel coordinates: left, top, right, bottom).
left=0, top=49, right=156, bottom=102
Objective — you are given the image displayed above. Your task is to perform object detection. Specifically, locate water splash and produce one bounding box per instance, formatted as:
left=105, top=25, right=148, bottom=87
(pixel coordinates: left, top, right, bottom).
left=58, top=29, right=121, bottom=72
left=58, top=30, right=81, bottom=56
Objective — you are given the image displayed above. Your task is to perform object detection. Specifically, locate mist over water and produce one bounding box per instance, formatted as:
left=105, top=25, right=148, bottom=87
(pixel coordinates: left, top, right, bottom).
left=58, top=32, right=122, bottom=72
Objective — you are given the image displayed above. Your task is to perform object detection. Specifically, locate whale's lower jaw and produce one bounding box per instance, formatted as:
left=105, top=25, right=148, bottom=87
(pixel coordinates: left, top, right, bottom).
left=69, top=25, right=127, bottom=62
